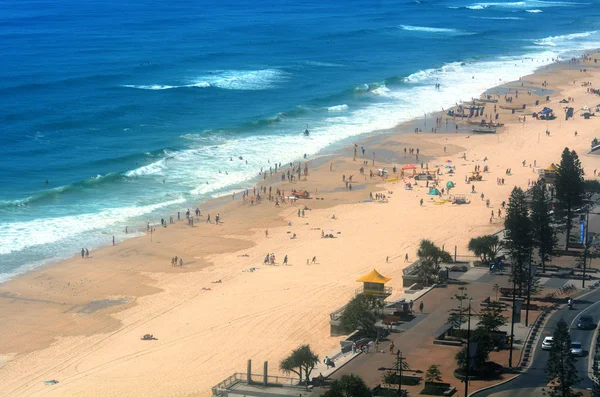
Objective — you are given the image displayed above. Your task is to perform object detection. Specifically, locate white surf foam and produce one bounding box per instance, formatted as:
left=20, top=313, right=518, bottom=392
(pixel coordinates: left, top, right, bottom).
left=122, top=69, right=287, bottom=92
left=125, top=158, right=167, bottom=177
left=465, top=0, right=586, bottom=10
left=526, top=8, right=544, bottom=12
left=327, top=104, right=349, bottom=112
left=0, top=198, right=184, bottom=256
left=200, top=69, right=289, bottom=90
left=474, top=16, right=524, bottom=19
left=533, top=31, right=599, bottom=47
left=122, top=84, right=177, bottom=90
left=400, top=25, right=462, bottom=34
left=304, top=61, right=344, bottom=68
left=371, top=85, right=391, bottom=96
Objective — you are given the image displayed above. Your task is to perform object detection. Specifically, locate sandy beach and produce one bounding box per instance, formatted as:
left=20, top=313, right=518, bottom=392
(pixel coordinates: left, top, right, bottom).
left=1, top=53, right=600, bottom=397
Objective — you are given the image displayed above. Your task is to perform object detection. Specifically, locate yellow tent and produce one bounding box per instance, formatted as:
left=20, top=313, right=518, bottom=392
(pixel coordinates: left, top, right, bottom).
left=356, top=269, right=391, bottom=284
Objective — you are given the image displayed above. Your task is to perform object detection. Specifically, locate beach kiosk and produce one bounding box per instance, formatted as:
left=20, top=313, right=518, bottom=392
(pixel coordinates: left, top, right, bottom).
left=356, top=269, right=392, bottom=299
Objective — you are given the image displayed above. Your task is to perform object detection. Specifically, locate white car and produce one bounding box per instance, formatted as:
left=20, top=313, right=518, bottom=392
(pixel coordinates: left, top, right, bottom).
left=542, top=336, right=554, bottom=350
left=570, top=342, right=584, bottom=356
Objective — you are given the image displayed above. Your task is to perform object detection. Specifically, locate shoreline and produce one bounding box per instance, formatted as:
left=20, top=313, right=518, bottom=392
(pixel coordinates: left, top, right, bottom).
left=1, top=52, right=600, bottom=396
left=0, top=50, right=580, bottom=284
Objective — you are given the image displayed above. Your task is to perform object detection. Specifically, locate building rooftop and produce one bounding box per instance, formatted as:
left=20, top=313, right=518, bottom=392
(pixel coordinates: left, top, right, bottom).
left=356, top=269, right=391, bottom=284
left=225, top=382, right=314, bottom=397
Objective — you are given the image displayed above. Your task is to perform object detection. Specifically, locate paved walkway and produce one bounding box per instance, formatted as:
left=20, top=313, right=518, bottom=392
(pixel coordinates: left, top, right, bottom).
left=325, top=270, right=563, bottom=396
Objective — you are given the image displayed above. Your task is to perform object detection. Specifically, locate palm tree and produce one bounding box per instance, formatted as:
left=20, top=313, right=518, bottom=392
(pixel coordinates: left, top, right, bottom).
left=279, top=344, right=320, bottom=387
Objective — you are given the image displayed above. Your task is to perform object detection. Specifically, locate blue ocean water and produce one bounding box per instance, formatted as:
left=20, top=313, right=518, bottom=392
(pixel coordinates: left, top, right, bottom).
left=1, top=0, right=599, bottom=281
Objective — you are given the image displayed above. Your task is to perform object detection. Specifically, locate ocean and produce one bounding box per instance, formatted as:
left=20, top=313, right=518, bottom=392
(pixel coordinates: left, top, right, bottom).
left=1, top=0, right=599, bottom=281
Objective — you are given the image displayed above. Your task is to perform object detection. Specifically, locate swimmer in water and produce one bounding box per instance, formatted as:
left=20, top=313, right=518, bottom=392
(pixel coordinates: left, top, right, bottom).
left=45, top=179, right=49, bottom=184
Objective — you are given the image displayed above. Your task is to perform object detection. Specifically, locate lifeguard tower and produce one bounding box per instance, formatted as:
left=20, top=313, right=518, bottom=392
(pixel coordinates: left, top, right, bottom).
left=539, top=163, right=557, bottom=184
left=329, top=269, right=393, bottom=336
left=355, top=269, right=392, bottom=299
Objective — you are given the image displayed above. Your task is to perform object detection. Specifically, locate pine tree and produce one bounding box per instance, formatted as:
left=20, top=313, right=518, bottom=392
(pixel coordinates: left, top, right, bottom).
left=504, top=187, right=533, bottom=294
left=425, top=365, right=442, bottom=383
left=555, top=148, right=585, bottom=250
left=530, top=180, right=557, bottom=272
left=545, top=318, right=582, bottom=397
left=339, top=294, right=378, bottom=336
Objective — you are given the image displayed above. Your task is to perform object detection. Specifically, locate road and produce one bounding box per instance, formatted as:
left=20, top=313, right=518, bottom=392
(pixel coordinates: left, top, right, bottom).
left=474, top=288, right=600, bottom=396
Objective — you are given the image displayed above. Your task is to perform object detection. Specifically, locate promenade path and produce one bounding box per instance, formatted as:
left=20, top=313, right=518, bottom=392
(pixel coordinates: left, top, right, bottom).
left=327, top=267, right=578, bottom=396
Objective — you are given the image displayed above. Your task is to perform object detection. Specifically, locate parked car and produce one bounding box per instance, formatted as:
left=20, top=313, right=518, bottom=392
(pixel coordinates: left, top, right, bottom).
left=577, top=315, right=595, bottom=330
left=542, top=336, right=554, bottom=350
left=570, top=342, right=584, bottom=356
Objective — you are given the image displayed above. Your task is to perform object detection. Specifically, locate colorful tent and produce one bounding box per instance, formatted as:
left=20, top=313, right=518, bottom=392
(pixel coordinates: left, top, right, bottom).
left=429, top=188, right=441, bottom=195
left=446, top=181, right=455, bottom=188
left=402, top=164, right=416, bottom=170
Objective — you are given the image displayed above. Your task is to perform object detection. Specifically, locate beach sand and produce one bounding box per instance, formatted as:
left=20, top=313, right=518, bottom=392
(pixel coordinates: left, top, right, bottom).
left=1, top=53, right=600, bottom=397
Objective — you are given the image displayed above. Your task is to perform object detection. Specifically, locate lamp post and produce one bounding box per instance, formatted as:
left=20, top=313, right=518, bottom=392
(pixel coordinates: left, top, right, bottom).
left=525, top=246, right=533, bottom=327
left=395, top=350, right=404, bottom=397
left=582, top=210, right=590, bottom=288
left=509, top=265, right=516, bottom=368
left=464, top=300, right=472, bottom=397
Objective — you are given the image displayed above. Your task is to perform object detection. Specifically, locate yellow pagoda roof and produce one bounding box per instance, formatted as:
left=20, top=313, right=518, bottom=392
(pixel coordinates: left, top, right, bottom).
left=357, top=269, right=391, bottom=284
left=545, top=163, right=558, bottom=171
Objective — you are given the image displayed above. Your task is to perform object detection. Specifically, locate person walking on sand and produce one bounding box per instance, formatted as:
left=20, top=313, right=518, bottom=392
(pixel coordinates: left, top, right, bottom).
left=85, top=248, right=89, bottom=258
left=312, top=256, right=317, bottom=264
left=81, top=248, right=85, bottom=259
left=405, top=253, right=409, bottom=263
left=420, top=198, right=423, bottom=206
left=283, top=255, right=288, bottom=265
left=112, top=236, right=115, bottom=246
left=297, top=209, right=301, bottom=217
left=206, top=214, right=211, bottom=223
left=265, top=229, right=269, bottom=238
